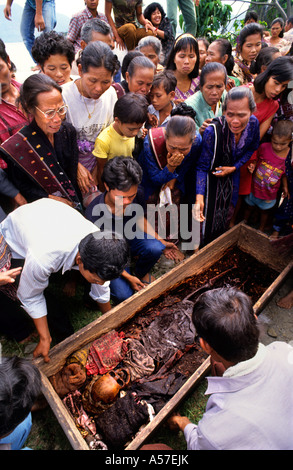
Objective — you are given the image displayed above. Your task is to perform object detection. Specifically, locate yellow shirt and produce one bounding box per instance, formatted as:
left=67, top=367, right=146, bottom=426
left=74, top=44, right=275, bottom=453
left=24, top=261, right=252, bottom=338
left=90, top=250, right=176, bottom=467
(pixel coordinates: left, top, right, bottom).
left=92, top=123, right=135, bottom=160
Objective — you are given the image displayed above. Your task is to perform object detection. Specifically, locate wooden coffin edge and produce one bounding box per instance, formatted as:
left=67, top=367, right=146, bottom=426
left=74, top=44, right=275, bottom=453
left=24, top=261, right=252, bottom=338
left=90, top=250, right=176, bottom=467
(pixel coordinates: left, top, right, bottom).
left=33, top=222, right=292, bottom=450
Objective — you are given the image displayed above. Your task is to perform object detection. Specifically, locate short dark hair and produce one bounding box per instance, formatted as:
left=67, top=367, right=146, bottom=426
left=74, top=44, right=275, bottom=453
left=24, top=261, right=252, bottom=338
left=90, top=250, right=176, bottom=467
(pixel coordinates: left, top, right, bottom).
left=254, top=56, right=293, bottom=95
left=143, top=2, right=166, bottom=22
left=31, top=31, right=75, bottom=67
left=287, top=16, right=293, bottom=26
left=151, top=69, right=177, bottom=94
left=78, top=231, right=129, bottom=280
left=192, top=287, right=260, bottom=363
left=102, top=156, right=142, bottom=191
left=272, top=119, right=293, bottom=139
left=0, top=38, right=9, bottom=63
left=200, top=62, right=227, bottom=87
left=81, top=18, right=112, bottom=44
left=19, top=74, right=62, bottom=114
left=166, top=33, right=199, bottom=79
left=80, top=41, right=119, bottom=75
left=114, top=93, right=148, bottom=124
left=244, top=10, right=258, bottom=23
left=0, top=356, right=41, bottom=438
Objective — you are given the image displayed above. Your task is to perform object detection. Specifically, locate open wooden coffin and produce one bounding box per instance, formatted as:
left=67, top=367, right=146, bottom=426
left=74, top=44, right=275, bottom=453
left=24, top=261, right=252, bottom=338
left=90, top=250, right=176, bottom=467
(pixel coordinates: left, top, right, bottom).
left=34, top=222, right=293, bottom=450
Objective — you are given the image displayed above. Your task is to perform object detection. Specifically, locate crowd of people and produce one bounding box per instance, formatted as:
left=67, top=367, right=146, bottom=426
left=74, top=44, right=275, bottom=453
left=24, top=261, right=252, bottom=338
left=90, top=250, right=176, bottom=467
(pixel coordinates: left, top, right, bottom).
left=0, top=0, right=293, bottom=452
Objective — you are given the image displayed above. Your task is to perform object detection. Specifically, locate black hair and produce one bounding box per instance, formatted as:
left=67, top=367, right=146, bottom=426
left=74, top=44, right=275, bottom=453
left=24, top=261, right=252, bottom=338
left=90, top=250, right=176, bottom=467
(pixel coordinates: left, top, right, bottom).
left=170, top=102, right=196, bottom=120
left=165, top=114, right=196, bottom=141
left=244, top=10, right=258, bottom=23
left=271, top=17, right=285, bottom=38
left=198, top=37, right=209, bottom=50
left=81, top=18, right=112, bottom=44
left=254, top=56, right=293, bottom=95
left=237, top=22, right=264, bottom=52
left=102, top=156, right=142, bottom=191
left=31, top=31, right=75, bottom=68
left=151, top=69, right=177, bottom=94
left=192, top=287, right=260, bottom=363
left=0, top=38, right=9, bottom=63
left=210, top=38, right=235, bottom=75
left=272, top=119, right=293, bottom=139
left=114, top=92, right=148, bottom=124
left=250, top=46, right=280, bottom=75
left=287, top=16, right=293, bottom=26
left=0, top=356, right=41, bottom=438
left=78, top=231, right=129, bottom=281
left=166, top=33, right=199, bottom=79
left=121, top=51, right=144, bottom=79
left=80, top=41, right=119, bottom=75
left=126, top=55, right=155, bottom=78
left=19, top=74, right=62, bottom=114
left=200, top=62, right=227, bottom=87
left=143, top=2, right=166, bottom=23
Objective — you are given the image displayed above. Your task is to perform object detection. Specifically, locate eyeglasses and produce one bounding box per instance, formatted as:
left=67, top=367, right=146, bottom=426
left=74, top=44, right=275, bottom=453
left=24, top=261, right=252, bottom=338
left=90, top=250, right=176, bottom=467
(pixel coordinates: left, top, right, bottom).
left=35, top=104, right=68, bottom=119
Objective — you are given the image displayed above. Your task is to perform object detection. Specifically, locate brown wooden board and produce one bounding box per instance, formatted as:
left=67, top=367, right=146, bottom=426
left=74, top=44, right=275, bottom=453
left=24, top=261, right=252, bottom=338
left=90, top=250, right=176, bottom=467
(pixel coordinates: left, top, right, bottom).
left=34, top=223, right=292, bottom=450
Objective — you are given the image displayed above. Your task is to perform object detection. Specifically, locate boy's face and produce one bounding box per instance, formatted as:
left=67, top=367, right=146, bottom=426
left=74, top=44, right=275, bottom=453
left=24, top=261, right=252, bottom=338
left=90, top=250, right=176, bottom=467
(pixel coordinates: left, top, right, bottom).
left=150, top=84, right=175, bottom=111
left=115, top=118, right=143, bottom=138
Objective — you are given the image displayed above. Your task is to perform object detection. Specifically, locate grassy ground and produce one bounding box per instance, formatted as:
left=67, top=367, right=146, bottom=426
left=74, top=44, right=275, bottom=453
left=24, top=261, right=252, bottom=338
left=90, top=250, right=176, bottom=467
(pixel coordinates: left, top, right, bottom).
left=0, top=258, right=209, bottom=451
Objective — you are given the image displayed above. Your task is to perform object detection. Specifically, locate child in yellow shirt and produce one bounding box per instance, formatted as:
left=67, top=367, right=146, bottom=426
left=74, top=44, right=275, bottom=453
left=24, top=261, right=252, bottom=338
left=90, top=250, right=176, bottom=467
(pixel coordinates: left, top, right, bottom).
left=93, top=92, right=148, bottom=190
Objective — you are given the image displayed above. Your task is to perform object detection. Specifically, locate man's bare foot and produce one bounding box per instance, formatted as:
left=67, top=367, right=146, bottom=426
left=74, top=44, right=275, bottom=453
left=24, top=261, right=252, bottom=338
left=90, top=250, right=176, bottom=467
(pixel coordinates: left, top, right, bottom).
left=141, top=273, right=156, bottom=285
left=277, top=290, right=293, bottom=309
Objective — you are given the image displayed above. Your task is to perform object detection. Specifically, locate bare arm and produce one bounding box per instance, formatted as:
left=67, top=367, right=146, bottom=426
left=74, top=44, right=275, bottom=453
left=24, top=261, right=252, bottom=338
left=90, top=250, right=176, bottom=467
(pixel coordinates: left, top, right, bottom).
left=3, top=0, right=13, bottom=20
left=35, top=0, right=45, bottom=31
left=105, top=1, right=125, bottom=49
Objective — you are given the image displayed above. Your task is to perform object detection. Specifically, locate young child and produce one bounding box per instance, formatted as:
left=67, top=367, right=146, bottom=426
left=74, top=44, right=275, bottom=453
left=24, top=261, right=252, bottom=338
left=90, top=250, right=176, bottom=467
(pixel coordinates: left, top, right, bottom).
left=244, top=120, right=292, bottom=232
left=93, top=93, right=148, bottom=191
left=147, top=70, right=177, bottom=128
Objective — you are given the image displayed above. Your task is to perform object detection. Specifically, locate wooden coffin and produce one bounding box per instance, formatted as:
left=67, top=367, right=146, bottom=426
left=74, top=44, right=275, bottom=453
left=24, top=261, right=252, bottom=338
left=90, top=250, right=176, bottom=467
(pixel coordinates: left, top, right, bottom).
left=34, top=222, right=293, bottom=450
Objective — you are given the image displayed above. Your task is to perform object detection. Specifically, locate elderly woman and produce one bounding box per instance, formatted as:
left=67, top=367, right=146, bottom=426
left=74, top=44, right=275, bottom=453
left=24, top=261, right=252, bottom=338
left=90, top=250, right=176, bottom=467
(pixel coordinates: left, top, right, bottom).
left=233, top=23, right=264, bottom=84
left=138, top=109, right=202, bottom=251
left=205, top=38, right=241, bottom=88
left=185, top=62, right=227, bottom=135
left=195, top=86, right=260, bottom=246
left=0, top=74, right=82, bottom=210
left=136, top=36, right=164, bottom=73
left=143, top=2, right=174, bottom=65
left=31, top=30, right=76, bottom=86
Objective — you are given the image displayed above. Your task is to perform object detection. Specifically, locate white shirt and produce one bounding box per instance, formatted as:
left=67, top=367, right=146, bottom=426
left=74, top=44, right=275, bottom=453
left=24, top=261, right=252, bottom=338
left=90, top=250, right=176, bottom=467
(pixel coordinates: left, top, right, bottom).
left=62, top=80, right=117, bottom=143
left=0, top=199, right=110, bottom=319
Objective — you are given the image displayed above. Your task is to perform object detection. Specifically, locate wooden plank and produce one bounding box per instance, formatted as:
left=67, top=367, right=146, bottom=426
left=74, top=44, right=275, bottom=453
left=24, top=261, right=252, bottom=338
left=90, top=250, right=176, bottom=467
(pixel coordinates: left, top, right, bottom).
left=254, top=260, right=293, bottom=315
left=40, top=372, right=89, bottom=450
left=125, top=357, right=211, bottom=450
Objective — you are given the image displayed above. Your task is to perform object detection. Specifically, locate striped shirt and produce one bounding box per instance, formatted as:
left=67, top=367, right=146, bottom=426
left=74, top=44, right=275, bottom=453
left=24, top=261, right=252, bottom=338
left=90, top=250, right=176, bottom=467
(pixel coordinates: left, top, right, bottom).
left=67, top=7, right=109, bottom=52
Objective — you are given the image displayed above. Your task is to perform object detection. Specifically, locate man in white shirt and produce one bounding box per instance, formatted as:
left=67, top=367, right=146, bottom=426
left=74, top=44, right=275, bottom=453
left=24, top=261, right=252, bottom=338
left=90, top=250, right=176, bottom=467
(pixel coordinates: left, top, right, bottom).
left=0, top=198, right=129, bottom=362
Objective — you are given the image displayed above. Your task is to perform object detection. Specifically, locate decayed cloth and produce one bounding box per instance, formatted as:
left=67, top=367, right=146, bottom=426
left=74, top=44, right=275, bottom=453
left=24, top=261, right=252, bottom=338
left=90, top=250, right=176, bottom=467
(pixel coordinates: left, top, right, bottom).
left=122, top=338, right=155, bottom=382
left=140, top=299, right=196, bottom=364
left=86, top=330, right=128, bottom=375
left=95, top=392, right=149, bottom=450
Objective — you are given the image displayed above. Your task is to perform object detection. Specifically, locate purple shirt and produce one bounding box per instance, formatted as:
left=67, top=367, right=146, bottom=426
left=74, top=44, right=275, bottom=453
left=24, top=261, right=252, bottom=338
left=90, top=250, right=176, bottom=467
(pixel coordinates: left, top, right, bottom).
left=184, top=342, right=293, bottom=450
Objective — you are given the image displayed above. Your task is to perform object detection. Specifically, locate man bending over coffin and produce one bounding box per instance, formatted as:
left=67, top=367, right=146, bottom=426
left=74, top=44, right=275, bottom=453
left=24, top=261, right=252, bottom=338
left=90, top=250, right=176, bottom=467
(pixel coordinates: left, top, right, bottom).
left=166, top=286, right=293, bottom=450
left=85, top=156, right=181, bottom=303
left=0, top=198, right=129, bottom=362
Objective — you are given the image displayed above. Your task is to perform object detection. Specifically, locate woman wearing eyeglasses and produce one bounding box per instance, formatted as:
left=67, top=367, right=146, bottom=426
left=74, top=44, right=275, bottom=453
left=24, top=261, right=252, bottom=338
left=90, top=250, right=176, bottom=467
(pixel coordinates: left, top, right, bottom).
left=0, top=74, right=82, bottom=211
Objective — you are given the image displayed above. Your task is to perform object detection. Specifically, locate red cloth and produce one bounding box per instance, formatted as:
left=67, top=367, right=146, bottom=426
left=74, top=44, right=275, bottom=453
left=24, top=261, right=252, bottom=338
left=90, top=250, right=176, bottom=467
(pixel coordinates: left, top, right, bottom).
left=86, top=330, right=128, bottom=375
left=239, top=98, right=279, bottom=195
left=0, top=80, right=29, bottom=168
